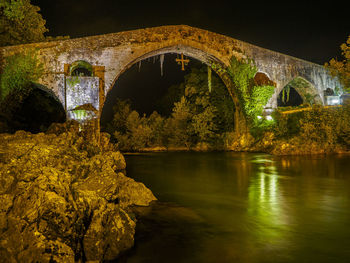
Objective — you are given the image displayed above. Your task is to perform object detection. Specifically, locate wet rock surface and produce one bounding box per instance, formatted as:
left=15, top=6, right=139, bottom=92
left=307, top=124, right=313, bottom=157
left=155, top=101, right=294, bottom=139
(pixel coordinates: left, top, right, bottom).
left=0, top=122, right=156, bottom=262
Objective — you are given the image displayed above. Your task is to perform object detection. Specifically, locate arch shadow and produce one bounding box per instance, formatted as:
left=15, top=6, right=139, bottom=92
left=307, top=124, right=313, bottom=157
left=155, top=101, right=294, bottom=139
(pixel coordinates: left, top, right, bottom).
left=1, top=83, right=66, bottom=133
left=277, top=77, right=322, bottom=106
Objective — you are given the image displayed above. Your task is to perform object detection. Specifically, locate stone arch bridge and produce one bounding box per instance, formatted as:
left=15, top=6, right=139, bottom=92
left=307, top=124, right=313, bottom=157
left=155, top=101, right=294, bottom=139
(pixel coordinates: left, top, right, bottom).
left=0, top=25, right=340, bottom=132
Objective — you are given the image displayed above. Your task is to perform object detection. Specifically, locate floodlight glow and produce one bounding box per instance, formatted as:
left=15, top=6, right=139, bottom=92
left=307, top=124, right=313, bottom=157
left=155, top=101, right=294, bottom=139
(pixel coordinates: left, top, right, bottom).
left=331, top=98, right=340, bottom=105
left=326, top=96, right=341, bottom=106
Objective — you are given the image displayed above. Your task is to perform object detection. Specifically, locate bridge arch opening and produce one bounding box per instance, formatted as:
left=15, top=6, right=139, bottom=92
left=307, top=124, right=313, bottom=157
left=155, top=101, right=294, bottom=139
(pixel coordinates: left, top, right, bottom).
left=277, top=86, right=303, bottom=107
left=277, top=77, right=322, bottom=107
left=0, top=83, right=66, bottom=133
left=254, top=72, right=275, bottom=87
left=100, top=46, right=244, bottom=149
left=103, top=45, right=244, bottom=133
left=69, top=60, right=93, bottom=77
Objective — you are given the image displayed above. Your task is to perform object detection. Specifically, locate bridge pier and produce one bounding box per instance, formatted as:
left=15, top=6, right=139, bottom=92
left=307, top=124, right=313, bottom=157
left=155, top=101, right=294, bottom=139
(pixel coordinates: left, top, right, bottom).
left=62, top=63, right=105, bottom=145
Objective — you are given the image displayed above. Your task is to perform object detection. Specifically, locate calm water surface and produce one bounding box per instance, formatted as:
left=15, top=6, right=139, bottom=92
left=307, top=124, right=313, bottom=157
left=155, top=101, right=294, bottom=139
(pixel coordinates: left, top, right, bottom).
left=120, top=152, right=350, bottom=263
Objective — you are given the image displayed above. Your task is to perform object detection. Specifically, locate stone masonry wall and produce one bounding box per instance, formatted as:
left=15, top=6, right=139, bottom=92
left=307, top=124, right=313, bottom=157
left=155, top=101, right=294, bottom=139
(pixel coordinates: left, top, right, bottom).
left=0, top=25, right=341, bottom=110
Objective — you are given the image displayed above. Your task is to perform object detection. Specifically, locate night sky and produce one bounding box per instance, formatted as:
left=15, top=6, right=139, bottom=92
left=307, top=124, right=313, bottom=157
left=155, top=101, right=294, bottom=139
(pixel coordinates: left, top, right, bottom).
left=31, top=0, right=349, bottom=119
left=33, top=0, right=349, bottom=64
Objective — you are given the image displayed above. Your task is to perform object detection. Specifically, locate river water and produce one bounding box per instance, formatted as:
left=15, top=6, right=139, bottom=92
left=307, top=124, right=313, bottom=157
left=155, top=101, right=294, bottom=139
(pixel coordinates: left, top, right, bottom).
left=120, top=152, right=350, bottom=263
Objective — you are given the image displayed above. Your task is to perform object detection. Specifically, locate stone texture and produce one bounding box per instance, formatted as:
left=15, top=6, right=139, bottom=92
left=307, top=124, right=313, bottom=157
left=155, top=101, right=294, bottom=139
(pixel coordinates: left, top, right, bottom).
left=0, top=124, right=156, bottom=262
left=66, top=76, right=100, bottom=119
left=0, top=25, right=341, bottom=113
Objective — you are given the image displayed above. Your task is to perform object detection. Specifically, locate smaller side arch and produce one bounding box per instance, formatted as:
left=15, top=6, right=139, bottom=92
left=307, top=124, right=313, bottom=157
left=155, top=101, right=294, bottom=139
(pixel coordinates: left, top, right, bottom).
left=277, top=77, right=323, bottom=106
left=69, top=60, right=93, bottom=76
left=0, top=82, right=66, bottom=133
left=254, top=72, right=276, bottom=87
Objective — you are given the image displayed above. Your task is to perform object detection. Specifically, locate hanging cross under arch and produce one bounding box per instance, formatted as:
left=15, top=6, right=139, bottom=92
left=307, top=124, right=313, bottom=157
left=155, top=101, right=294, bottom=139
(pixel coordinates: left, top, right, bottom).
left=176, top=53, right=190, bottom=71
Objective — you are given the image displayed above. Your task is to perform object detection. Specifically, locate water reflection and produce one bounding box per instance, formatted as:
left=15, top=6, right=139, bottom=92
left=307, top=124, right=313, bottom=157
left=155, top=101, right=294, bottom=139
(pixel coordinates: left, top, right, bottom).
left=123, top=152, right=350, bottom=263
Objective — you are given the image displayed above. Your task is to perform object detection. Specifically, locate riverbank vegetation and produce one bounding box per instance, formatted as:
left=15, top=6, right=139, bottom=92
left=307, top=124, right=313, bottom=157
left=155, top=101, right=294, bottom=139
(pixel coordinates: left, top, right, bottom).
left=104, top=65, right=237, bottom=151
left=325, top=35, right=350, bottom=93
left=103, top=58, right=276, bottom=152
left=267, top=105, right=350, bottom=154
left=104, top=53, right=350, bottom=154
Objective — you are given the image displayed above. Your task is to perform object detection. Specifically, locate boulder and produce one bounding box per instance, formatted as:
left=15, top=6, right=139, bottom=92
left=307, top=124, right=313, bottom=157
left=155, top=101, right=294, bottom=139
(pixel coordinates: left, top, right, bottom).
left=0, top=128, right=156, bottom=262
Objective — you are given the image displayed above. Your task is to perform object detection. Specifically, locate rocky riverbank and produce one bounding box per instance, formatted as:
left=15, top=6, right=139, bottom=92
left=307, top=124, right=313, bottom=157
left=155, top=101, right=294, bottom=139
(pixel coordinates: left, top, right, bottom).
left=0, top=122, right=156, bottom=262
left=122, top=132, right=350, bottom=155
left=229, top=132, right=350, bottom=155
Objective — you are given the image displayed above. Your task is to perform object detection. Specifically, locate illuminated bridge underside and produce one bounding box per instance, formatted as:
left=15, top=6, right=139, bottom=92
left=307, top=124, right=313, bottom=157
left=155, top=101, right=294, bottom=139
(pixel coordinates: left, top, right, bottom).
left=0, top=25, right=340, bottom=115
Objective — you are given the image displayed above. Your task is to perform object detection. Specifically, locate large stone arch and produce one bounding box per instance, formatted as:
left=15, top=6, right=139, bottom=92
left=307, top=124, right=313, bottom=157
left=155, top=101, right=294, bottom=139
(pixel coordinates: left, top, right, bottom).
left=104, top=44, right=247, bottom=133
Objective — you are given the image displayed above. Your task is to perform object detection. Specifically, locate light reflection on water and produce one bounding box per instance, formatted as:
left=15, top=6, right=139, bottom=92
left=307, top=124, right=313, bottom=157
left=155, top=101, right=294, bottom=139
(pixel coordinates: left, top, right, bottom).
left=118, top=152, right=350, bottom=263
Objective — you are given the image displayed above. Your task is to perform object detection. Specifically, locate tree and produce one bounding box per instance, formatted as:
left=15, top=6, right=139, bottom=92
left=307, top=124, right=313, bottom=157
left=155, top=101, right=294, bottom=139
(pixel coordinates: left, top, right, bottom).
left=108, top=100, right=164, bottom=151
left=158, top=64, right=236, bottom=133
left=105, top=99, right=132, bottom=135
left=147, top=111, right=165, bottom=147
left=325, top=36, right=350, bottom=92
left=168, top=96, right=193, bottom=147
left=0, top=0, right=48, bottom=46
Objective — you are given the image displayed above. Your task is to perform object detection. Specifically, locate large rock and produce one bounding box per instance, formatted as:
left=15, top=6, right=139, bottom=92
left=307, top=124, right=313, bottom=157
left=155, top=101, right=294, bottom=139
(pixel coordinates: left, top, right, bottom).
left=0, top=127, right=156, bottom=262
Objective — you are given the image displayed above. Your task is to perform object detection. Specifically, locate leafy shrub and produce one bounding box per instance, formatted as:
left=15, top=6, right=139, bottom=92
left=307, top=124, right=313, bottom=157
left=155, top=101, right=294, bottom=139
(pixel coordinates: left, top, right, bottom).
left=223, top=57, right=275, bottom=135
left=106, top=59, right=277, bottom=151
left=0, top=49, right=44, bottom=100
left=273, top=105, right=350, bottom=150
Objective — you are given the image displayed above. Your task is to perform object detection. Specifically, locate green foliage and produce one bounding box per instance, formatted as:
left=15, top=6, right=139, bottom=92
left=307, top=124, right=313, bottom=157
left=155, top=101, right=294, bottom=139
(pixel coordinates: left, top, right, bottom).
left=246, top=85, right=275, bottom=123
left=250, top=118, right=275, bottom=139
left=168, top=96, right=193, bottom=147
left=0, top=49, right=44, bottom=100
left=108, top=100, right=166, bottom=151
left=273, top=105, right=350, bottom=149
left=169, top=86, right=218, bottom=146
left=66, top=75, right=81, bottom=88
left=304, top=93, right=317, bottom=105
left=72, top=109, right=87, bottom=120
left=161, top=64, right=236, bottom=133
left=281, top=86, right=290, bottom=103
left=334, top=86, right=343, bottom=96
left=106, top=58, right=278, bottom=150
left=226, top=57, right=256, bottom=98
left=147, top=111, right=166, bottom=146
left=224, top=57, right=275, bottom=133
left=105, top=99, right=132, bottom=135
left=106, top=64, right=236, bottom=151
left=272, top=109, right=303, bottom=138
left=0, top=0, right=47, bottom=46
left=325, top=36, right=350, bottom=92
left=125, top=111, right=153, bottom=150
left=156, top=83, right=185, bottom=116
